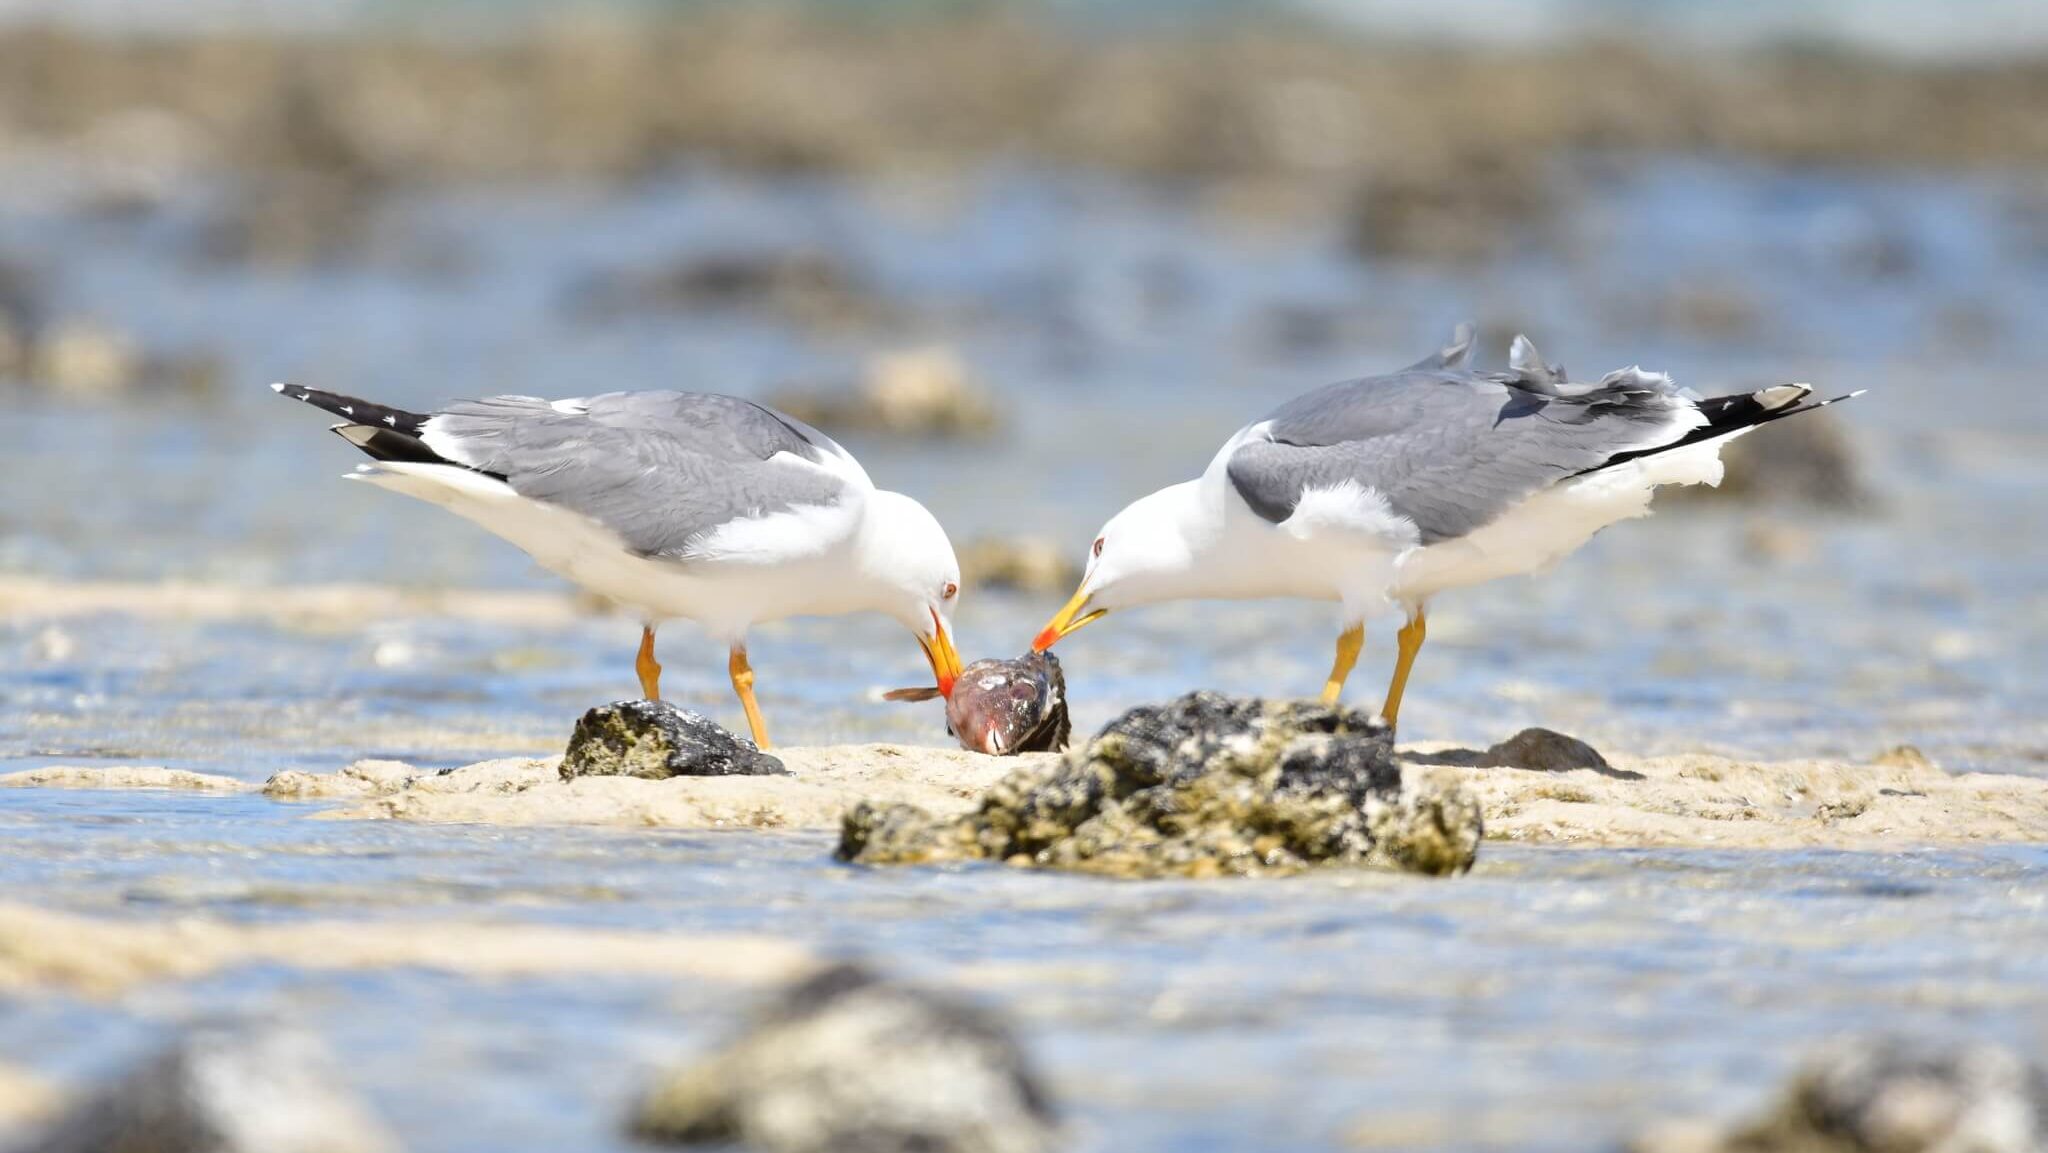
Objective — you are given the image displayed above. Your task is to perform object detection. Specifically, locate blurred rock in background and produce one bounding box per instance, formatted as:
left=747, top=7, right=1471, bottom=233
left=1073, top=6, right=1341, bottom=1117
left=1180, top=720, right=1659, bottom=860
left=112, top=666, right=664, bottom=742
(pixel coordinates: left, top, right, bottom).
left=632, top=962, right=1057, bottom=1153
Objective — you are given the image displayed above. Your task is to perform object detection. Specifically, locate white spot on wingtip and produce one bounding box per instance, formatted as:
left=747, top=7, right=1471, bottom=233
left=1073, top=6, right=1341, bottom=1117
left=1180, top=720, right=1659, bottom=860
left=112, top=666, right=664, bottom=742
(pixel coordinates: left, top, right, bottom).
left=1754, top=384, right=1809, bottom=410
left=384, top=415, right=398, bottom=426
left=269, top=382, right=287, bottom=393
left=340, top=405, right=353, bottom=415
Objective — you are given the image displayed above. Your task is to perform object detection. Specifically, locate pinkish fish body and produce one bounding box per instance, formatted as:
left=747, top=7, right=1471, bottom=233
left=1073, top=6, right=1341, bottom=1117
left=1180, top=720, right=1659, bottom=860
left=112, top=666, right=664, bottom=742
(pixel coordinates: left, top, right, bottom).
left=884, top=650, right=1070, bottom=756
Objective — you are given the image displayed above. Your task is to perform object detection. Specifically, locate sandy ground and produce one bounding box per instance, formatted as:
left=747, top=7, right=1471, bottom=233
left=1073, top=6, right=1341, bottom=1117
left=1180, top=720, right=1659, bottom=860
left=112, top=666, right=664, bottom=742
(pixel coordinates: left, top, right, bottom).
left=11, top=743, right=2042, bottom=850
left=0, top=1063, right=57, bottom=1133
left=0, top=765, right=254, bottom=791
left=262, top=745, right=1023, bottom=829
left=0, top=902, right=818, bottom=1001
left=1412, top=744, right=2048, bottom=849
left=0, top=576, right=590, bottom=628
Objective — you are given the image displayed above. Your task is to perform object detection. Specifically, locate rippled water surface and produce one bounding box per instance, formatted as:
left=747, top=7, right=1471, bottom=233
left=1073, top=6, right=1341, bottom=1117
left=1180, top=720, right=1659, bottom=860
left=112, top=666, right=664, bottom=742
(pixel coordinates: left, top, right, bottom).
left=2, top=155, right=2046, bottom=1150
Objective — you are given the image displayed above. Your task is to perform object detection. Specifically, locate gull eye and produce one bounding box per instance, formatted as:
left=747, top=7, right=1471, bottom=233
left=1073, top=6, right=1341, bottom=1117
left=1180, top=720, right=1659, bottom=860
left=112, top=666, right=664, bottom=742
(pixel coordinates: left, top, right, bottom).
left=942, top=581, right=959, bottom=600
left=1092, top=537, right=1105, bottom=559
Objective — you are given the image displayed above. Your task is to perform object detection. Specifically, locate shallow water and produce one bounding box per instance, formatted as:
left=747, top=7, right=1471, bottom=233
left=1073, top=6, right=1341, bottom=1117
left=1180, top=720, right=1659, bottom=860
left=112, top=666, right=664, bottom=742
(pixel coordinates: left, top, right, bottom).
left=2, top=154, right=2046, bottom=1148
left=5, top=786, right=2047, bottom=1152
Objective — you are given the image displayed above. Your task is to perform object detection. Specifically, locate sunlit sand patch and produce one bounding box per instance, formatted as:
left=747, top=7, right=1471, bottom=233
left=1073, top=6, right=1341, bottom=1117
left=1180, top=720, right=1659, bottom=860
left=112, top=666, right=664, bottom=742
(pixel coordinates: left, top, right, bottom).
left=0, top=903, right=817, bottom=999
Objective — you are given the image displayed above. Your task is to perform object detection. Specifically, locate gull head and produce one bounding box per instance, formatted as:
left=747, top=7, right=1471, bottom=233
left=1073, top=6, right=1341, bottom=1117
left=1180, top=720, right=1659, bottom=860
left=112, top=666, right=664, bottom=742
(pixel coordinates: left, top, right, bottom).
left=861, top=489, right=964, bottom=698
left=1034, top=481, right=1207, bottom=651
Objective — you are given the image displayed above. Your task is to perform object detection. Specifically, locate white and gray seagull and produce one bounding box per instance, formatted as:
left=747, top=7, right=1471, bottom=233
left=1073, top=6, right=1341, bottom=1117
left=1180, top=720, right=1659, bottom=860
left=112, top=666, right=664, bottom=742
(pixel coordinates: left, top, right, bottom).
left=274, top=384, right=965, bottom=749
left=1033, top=325, right=1860, bottom=728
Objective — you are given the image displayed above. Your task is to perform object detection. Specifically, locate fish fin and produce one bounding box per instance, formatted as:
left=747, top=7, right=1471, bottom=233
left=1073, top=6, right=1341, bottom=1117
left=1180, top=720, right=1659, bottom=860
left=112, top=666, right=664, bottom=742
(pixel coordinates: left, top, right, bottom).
left=882, top=686, right=943, bottom=702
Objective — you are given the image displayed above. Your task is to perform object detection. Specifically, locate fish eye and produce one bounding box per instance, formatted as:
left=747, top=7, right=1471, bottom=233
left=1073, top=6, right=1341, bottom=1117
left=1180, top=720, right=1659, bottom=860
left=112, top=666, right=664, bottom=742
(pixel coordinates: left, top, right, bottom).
left=1091, top=537, right=1104, bottom=558
left=942, top=581, right=959, bottom=600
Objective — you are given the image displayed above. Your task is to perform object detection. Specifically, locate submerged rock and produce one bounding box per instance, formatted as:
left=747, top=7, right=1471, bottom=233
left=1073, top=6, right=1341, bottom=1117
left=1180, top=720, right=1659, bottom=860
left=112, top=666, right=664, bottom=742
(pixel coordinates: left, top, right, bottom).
left=1679, top=414, right=1870, bottom=510
left=560, top=700, right=784, bottom=780
left=956, top=537, right=1081, bottom=596
left=11, top=1021, right=397, bottom=1153
left=1346, top=150, right=1557, bottom=262
left=840, top=692, right=1482, bottom=878
left=1632, top=1035, right=2048, bottom=1153
left=568, top=250, right=886, bottom=332
left=632, top=962, right=1057, bottom=1153
left=770, top=347, right=1001, bottom=440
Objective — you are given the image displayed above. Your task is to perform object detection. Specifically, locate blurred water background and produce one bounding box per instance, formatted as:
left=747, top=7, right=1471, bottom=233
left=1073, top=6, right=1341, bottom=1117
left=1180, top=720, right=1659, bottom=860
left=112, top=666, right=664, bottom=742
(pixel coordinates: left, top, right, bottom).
left=2, top=2, right=2046, bottom=1151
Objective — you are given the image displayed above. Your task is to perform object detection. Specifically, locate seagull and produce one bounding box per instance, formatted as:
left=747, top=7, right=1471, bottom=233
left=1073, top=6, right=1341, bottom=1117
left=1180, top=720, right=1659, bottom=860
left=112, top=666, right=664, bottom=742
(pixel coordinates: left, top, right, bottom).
left=1032, top=325, right=1861, bottom=728
left=274, top=384, right=964, bottom=749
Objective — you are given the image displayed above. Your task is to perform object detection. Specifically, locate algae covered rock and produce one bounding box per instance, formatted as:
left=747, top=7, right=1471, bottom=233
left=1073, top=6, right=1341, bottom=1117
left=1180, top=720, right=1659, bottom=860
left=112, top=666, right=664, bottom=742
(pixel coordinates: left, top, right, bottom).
left=560, top=700, right=783, bottom=781
left=1632, top=1035, right=2048, bottom=1153
left=632, top=962, right=1057, bottom=1153
left=12, top=1021, right=397, bottom=1153
left=840, top=692, right=1482, bottom=878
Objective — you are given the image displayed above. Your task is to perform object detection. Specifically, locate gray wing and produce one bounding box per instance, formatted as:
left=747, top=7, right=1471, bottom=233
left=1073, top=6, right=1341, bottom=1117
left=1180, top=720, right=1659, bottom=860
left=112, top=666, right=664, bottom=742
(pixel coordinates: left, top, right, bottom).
left=423, top=392, right=859, bottom=558
left=1226, top=336, right=1695, bottom=545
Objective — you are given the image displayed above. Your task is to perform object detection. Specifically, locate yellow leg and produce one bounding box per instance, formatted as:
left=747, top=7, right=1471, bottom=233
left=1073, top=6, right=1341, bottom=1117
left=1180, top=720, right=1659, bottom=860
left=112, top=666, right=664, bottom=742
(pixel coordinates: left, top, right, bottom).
left=729, top=646, right=772, bottom=750
left=1380, top=609, right=1427, bottom=728
left=1320, top=624, right=1365, bottom=706
left=635, top=626, right=662, bottom=701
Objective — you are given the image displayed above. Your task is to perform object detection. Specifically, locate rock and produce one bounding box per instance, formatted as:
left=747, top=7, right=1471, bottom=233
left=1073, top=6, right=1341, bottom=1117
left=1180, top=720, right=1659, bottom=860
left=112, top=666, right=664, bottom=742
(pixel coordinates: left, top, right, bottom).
left=631, top=962, right=1057, bottom=1153
left=30, top=320, right=138, bottom=398
left=839, top=692, right=1482, bottom=878
left=1674, top=414, right=1870, bottom=509
left=1478, top=728, right=1613, bottom=774
left=1346, top=151, right=1557, bottom=263
left=956, top=537, right=1081, bottom=596
left=10, top=1021, right=398, bottom=1153
left=770, top=347, right=1001, bottom=440
left=6, top=315, right=222, bottom=401
left=560, top=700, right=784, bottom=780
left=1656, top=283, right=1763, bottom=341
left=1874, top=745, right=1937, bottom=771
left=190, top=176, right=379, bottom=270
left=1631, top=1035, right=2048, bottom=1153
left=569, top=250, right=885, bottom=332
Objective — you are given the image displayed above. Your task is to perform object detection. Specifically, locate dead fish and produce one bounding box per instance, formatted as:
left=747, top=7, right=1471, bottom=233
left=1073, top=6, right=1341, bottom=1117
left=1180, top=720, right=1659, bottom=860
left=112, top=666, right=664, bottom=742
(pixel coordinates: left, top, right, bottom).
left=884, top=650, right=1070, bottom=755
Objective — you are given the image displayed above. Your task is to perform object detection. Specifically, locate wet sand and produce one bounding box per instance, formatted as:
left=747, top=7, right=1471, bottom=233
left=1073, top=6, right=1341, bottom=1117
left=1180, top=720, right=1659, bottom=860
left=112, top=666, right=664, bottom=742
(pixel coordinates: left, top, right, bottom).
left=0, top=576, right=588, bottom=628
left=0, top=1063, right=56, bottom=1132
left=0, top=902, right=817, bottom=1000
left=11, top=743, right=2041, bottom=850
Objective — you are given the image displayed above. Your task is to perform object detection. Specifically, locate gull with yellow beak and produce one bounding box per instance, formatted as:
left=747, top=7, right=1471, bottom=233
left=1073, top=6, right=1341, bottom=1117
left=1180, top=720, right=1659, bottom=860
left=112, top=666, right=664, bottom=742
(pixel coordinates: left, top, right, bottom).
left=275, top=384, right=964, bottom=748
left=1035, top=326, right=1858, bottom=728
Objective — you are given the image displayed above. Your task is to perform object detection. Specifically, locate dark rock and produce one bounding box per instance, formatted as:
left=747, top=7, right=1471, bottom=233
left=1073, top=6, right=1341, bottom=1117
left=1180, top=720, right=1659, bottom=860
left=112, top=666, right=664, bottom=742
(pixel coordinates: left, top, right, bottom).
left=1632, top=1035, right=2048, bottom=1153
left=11, top=1021, right=397, bottom=1153
left=569, top=250, right=888, bottom=333
left=632, top=962, right=1057, bottom=1153
left=1346, top=150, right=1558, bottom=263
left=840, top=692, right=1481, bottom=878
left=1478, top=728, right=1612, bottom=774
left=560, top=700, right=784, bottom=780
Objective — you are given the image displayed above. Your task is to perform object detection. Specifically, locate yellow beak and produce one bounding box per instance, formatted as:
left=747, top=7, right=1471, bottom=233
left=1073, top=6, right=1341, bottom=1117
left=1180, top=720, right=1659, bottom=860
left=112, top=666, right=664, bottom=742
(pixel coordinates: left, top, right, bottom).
left=917, top=611, right=964, bottom=698
left=1032, top=586, right=1107, bottom=652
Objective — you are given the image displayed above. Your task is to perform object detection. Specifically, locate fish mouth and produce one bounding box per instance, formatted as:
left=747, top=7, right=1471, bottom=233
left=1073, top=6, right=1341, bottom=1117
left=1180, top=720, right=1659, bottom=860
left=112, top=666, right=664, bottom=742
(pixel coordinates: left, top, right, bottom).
left=977, top=721, right=1007, bottom=756
left=1031, top=587, right=1107, bottom=652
